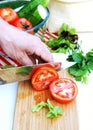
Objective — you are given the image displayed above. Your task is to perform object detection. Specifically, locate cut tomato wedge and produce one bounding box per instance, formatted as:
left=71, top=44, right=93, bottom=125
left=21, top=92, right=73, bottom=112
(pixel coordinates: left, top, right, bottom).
left=49, top=78, right=78, bottom=104
left=31, top=64, right=59, bottom=91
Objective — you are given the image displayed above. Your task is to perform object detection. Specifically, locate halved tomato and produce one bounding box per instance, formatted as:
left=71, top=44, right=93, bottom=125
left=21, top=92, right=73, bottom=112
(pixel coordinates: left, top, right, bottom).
left=49, top=78, right=78, bottom=104
left=31, top=64, right=59, bottom=91
left=11, top=17, right=34, bottom=34
left=0, top=7, right=18, bottom=23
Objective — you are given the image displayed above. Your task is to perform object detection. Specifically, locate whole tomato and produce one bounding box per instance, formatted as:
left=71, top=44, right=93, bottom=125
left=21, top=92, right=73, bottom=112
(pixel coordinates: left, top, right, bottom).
left=12, top=17, right=34, bottom=34
left=0, top=7, right=18, bottom=23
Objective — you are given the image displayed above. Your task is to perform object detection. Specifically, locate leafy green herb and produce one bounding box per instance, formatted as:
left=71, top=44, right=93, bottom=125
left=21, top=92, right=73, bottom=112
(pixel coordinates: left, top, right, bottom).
left=32, top=99, right=63, bottom=118
left=46, top=23, right=79, bottom=54
left=58, top=23, right=76, bottom=35
left=46, top=100, right=63, bottom=118
left=32, top=101, right=46, bottom=112
left=67, top=49, right=93, bottom=83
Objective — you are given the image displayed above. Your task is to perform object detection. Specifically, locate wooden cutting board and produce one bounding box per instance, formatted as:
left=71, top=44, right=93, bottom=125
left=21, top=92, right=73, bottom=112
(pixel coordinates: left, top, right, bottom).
left=13, top=70, right=79, bottom=130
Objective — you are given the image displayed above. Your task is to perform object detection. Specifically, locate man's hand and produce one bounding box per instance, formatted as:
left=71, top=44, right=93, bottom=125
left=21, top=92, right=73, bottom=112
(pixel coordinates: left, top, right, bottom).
left=0, top=18, right=53, bottom=65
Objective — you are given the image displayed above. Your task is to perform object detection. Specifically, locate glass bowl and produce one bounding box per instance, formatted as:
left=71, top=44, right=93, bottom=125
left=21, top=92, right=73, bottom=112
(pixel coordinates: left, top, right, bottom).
left=0, top=0, right=50, bottom=32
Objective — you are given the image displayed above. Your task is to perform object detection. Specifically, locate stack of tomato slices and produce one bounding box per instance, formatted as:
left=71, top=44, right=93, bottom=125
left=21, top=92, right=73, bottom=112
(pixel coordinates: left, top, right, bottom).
left=0, top=7, right=34, bottom=34
left=30, top=64, right=78, bottom=104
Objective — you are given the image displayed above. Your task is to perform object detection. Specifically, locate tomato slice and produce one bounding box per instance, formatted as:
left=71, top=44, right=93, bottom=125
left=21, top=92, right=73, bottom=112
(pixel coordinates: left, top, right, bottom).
left=11, top=17, right=34, bottom=34
left=0, top=8, right=18, bottom=23
left=31, top=64, right=59, bottom=91
left=49, top=78, right=78, bottom=104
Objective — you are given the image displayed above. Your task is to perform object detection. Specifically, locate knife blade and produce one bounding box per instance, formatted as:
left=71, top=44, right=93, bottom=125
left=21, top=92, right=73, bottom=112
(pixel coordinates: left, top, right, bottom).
left=0, top=62, right=62, bottom=85
left=0, top=61, right=76, bottom=85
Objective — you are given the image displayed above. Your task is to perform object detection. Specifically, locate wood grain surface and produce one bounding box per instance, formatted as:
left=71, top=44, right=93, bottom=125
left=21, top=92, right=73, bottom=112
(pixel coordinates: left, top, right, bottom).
left=13, top=70, right=79, bottom=130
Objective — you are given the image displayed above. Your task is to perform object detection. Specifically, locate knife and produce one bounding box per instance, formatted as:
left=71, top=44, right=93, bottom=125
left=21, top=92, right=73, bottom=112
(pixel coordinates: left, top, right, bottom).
left=0, top=61, right=75, bottom=85
left=0, top=62, right=62, bottom=85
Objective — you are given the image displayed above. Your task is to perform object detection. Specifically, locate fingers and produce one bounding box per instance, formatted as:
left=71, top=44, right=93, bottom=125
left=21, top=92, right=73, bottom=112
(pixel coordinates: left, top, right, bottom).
left=29, top=54, right=46, bottom=64
left=15, top=52, right=35, bottom=65
left=40, top=42, right=54, bottom=62
left=50, top=62, right=62, bottom=71
left=33, top=41, right=54, bottom=63
left=19, top=54, right=46, bottom=65
left=18, top=56, right=33, bottom=65
left=26, top=39, right=54, bottom=64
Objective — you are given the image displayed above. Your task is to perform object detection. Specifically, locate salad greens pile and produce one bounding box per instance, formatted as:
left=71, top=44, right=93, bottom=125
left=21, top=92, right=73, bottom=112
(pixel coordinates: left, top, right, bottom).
left=46, top=23, right=93, bottom=84
left=32, top=99, right=63, bottom=118
left=47, top=23, right=79, bottom=54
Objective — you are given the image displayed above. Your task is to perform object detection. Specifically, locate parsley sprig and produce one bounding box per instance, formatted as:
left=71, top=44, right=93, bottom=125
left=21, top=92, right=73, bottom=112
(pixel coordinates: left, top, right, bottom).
left=32, top=99, right=63, bottom=118
left=67, top=48, right=93, bottom=83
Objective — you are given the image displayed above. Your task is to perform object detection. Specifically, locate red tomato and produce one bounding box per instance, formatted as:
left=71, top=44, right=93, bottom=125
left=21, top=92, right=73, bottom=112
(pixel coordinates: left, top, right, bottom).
left=31, top=64, right=59, bottom=91
left=30, top=64, right=54, bottom=79
left=49, top=78, right=78, bottom=104
left=0, top=8, right=18, bottom=23
left=12, top=18, right=34, bottom=34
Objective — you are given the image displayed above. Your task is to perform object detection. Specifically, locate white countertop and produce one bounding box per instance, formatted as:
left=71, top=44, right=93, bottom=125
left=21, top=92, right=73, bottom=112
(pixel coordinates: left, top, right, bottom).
left=0, top=82, right=18, bottom=130
left=0, top=32, right=93, bottom=130
left=77, top=73, right=93, bottom=130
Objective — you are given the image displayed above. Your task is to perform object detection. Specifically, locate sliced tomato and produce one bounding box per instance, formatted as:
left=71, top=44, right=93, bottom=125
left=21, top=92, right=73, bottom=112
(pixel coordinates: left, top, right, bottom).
left=30, top=64, right=54, bottom=79
left=31, top=64, right=59, bottom=91
left=11, top=17, right=34, bottom=34
left=0, top=7, right=18, bottom=23
left=49, top=78, right=78, bottom=104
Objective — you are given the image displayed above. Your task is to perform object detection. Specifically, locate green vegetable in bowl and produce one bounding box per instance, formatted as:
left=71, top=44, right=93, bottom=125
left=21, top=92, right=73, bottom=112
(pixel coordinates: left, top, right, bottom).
left=0, top=0, right=29, bottom=9
left=18, top=0, right=49, bottom=26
